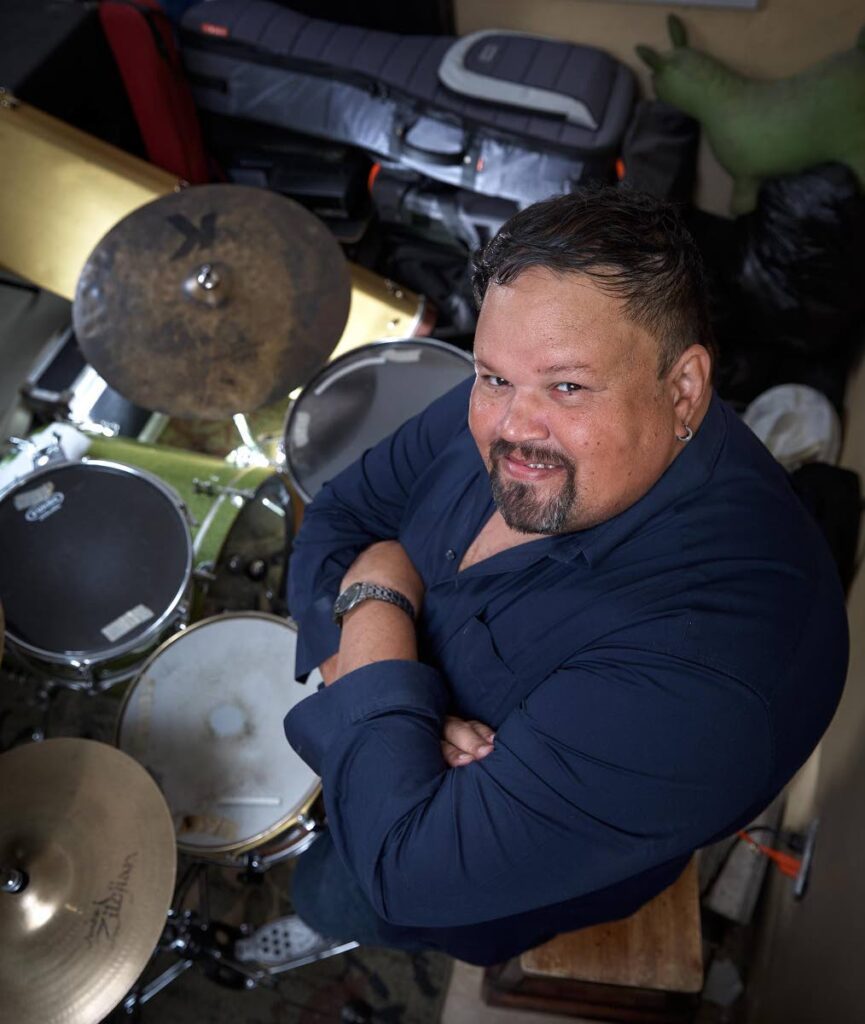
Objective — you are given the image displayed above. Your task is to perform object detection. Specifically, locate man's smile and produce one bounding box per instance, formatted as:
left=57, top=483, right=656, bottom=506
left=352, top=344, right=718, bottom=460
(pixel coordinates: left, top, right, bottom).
left=500, top=453, right=567, bottom=482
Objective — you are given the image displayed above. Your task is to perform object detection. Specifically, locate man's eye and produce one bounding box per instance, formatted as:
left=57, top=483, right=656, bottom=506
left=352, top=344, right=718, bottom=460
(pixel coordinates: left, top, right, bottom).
left=553, top=382, right=583, bottom=394
left=482, top=375, right=509, bottom=388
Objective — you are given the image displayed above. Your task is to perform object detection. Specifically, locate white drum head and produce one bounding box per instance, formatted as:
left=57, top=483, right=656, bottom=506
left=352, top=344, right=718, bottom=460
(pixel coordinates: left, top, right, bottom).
left=117, top=614, right=320, bottom=854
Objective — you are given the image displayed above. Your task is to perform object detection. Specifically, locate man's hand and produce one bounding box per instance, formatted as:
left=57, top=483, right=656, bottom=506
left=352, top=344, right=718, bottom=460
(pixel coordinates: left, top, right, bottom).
left=340, top=540, right=424, bottom=616
left=441, top=716, right=495, bottom=767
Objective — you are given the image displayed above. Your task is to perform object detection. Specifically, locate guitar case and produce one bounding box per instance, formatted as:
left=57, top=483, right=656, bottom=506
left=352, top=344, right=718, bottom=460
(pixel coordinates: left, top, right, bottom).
left=180, top=0, right=635, bottom=206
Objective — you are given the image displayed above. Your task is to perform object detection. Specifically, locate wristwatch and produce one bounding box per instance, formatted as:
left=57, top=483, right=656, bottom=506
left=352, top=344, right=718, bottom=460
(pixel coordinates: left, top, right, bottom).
left=332, top=581, right=416, bottom=626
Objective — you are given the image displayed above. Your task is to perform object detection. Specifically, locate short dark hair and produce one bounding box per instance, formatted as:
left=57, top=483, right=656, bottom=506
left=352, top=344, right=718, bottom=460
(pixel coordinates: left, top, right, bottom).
left=472, top=187, right=714, bottom=377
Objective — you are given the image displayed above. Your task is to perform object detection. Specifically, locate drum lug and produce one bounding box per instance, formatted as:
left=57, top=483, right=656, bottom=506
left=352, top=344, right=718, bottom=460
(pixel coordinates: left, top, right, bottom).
left=8, top=431, right=68, bottom=469
left=296, top=813, right=318, bottom=834
left=193, top=561, right=217, bottom=583
left=193, top=477, right=256, bottom=504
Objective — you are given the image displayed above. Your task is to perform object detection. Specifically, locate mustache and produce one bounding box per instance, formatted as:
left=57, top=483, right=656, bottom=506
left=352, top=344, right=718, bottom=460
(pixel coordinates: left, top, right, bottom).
left=489, top=438, right=574, bottom=471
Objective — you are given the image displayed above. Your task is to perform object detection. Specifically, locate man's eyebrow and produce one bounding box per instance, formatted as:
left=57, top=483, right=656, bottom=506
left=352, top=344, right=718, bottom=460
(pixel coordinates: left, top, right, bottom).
left=542, top=362, right=592, bottom=374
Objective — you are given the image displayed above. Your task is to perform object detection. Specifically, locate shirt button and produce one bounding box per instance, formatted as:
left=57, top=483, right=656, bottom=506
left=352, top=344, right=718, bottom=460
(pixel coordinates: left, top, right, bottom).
left=445, top=549, right=456, bottom=560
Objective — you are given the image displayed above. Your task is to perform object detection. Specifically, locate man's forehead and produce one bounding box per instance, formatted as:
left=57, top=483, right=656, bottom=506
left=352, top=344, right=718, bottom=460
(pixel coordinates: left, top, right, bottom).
left=474, top=350, right=594, bottom=375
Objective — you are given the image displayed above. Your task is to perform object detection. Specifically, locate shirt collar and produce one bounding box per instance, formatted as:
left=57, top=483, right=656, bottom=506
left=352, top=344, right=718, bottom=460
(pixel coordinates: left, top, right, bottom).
left=547, top=391, right=728, bottom=568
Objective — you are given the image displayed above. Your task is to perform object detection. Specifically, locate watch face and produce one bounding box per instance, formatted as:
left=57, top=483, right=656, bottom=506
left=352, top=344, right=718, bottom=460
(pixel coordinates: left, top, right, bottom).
left=334, top=581, right=364, bottom=618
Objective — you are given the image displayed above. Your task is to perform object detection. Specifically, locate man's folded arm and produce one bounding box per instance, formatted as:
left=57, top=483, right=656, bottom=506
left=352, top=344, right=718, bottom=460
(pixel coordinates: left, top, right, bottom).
left=284, top=647, right=773, bottom=928
left=289, top=379, right=473, bottom=677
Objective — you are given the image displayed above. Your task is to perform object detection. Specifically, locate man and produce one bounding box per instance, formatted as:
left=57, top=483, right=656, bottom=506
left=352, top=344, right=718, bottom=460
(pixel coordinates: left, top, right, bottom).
left=283, top=187, right=848, bottom=966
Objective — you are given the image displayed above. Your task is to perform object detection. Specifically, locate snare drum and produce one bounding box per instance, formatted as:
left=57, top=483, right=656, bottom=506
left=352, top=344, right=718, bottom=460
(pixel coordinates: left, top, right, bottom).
left=117, top=614, right=322, bottom=865
left=284, top=338, right=473, bottom=502
left=0, top=458, right=192, bottom=687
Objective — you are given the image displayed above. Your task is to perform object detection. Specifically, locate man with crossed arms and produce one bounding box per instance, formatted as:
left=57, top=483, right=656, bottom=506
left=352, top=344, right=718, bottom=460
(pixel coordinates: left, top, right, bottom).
left=283, top=188, right=847, bottom=965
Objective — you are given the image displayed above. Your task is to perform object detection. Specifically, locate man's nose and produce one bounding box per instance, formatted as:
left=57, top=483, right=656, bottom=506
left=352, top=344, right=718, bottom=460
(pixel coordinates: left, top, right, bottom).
left=498, top=390, right=550, bottom=443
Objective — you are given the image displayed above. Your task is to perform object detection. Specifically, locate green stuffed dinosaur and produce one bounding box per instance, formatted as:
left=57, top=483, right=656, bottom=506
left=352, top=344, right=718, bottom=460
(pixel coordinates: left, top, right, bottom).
left=637, top=16, right=865, bottom=214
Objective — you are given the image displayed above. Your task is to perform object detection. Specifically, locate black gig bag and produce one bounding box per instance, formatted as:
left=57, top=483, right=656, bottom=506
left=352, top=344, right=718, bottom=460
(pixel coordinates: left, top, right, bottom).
left=180, top=0, right=635, bottom=206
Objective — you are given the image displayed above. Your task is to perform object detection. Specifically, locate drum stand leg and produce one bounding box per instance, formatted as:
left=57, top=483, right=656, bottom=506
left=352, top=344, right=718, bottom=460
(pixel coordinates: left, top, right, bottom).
left=0, top=676, right=60, bottom=748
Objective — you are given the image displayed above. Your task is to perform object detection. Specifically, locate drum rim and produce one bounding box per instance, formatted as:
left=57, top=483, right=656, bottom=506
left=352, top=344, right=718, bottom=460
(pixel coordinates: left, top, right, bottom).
left=0, top=458, right=193, bottom=665
left=115, top=610, right=322, bottom=856
left=282, top=336, right=473, bottom=503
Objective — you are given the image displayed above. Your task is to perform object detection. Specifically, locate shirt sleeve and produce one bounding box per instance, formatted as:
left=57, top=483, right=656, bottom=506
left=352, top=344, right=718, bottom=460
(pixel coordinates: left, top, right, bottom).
left=288, top=378, right=473, bottom=678
left=284, top=643, right=773, bottom=928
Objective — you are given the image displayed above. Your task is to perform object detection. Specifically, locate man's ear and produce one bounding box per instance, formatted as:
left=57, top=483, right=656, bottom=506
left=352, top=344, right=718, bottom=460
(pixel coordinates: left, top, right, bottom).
left=668, top=344, right=712, bottom=422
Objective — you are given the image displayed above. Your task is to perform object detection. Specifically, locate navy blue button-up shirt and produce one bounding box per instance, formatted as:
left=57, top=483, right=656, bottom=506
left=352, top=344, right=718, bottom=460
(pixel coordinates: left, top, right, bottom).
left=285, top=379, right=847, bottom=964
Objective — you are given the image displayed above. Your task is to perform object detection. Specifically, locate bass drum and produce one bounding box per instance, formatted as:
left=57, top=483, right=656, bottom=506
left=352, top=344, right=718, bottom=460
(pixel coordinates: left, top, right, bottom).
left=0, top=457, right=192, bottom=687
left=117, top=614, right=322, bottom=865
left=284, top=338, right=473, bottom=503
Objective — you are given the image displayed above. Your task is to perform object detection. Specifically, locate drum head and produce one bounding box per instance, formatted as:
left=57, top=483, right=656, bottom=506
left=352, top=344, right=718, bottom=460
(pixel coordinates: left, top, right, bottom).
left=0, top=461, right=190, bottom=660
left=117, top=614, right=320, bottom=854
left=285, top=338, right=473, bottom=501
left=200, top=475, right=297, bottom=617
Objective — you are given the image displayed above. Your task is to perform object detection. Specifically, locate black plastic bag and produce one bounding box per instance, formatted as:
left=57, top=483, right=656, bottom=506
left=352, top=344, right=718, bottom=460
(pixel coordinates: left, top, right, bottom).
left=736, top=162, right=865, bottom=355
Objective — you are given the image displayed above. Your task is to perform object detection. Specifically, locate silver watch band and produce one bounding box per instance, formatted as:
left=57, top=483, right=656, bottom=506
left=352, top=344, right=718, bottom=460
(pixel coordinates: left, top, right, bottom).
left=333, top=581, right=416, bottom=626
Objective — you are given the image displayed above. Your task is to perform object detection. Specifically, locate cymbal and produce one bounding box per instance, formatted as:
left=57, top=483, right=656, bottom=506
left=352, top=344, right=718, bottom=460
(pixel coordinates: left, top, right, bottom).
left=0, top=738, right=177, bottom=1024
left=73, top=184, right=351, bottom=419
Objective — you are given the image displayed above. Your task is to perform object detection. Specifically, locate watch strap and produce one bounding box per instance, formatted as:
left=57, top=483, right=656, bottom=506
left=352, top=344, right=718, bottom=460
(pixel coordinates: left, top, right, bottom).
left=333, top=581, right=416, bottom=626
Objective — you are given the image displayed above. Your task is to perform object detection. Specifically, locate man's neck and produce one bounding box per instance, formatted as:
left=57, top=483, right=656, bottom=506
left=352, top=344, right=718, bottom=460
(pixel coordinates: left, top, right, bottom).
left=459, top=511, right=545, bottom=572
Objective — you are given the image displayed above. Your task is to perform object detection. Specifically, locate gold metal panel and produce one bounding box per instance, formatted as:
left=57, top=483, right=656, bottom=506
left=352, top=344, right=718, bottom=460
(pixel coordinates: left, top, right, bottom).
left=0, top=95, right=182, bottom=301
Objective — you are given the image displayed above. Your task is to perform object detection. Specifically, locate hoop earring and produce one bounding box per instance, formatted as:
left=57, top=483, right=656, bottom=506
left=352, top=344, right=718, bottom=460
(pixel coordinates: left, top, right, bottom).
left=676, top=425, right=693, bottom=443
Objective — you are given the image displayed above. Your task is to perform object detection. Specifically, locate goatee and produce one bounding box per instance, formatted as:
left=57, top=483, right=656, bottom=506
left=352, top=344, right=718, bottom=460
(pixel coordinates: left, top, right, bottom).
left=488, top=439, right=577, bottom=535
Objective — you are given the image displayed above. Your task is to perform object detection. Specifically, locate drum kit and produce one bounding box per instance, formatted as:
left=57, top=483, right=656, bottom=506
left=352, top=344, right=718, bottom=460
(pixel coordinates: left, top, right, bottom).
left=0, top=180, right=474, bottom=1022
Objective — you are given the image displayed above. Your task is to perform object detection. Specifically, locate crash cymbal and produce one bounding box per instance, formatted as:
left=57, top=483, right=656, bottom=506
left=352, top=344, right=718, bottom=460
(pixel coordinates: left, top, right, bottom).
left=0, top=738, right=176, bottom=1024
left=73, top=184, right=351, bottom=419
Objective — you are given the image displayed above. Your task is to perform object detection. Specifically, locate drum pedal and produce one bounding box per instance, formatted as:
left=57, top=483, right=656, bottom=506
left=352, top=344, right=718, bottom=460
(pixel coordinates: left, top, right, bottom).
left=234, top=915, right=358, bottom=973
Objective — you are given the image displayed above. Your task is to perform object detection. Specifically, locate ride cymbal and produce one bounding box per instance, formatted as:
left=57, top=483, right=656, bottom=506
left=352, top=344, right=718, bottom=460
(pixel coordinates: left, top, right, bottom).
left=73, top=184, right=351, bottom=419
left=0, top=738, right=176, bottom=1024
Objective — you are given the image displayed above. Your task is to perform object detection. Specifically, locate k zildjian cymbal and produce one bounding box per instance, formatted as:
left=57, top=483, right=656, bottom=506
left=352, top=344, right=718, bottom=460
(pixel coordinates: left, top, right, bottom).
left=73, top=184, right=352, bottom=420
left=0, top=738, right=177, bottom=1024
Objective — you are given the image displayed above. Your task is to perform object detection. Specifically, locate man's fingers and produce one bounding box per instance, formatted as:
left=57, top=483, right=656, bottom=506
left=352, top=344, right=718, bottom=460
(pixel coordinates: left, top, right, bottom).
left=442, top=716, right=495, bottom=758
left=441, top=741, right=474, bottom=767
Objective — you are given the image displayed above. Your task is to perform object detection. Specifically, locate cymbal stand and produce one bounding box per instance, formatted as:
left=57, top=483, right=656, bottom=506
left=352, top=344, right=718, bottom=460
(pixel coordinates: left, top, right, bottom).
left=228, top=413, right=275, bottom=469
left=122, top=861, right=272, bottom=1017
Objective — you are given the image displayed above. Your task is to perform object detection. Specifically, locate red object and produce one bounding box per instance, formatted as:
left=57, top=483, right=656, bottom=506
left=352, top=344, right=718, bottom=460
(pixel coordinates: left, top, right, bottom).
left=737, top=830, right=802, bottom=880
left=98, top=0, right=211, bottom=183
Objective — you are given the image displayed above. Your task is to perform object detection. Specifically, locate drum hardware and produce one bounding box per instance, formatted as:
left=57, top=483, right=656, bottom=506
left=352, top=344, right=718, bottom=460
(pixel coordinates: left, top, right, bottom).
left=0, top=865, right=28, bottom=893
left=193, top=476, right=258, bottom=503
left=229, top=412, right=275, bottom=469
left=19, top=382, right=122, bottom=439
left=6, top=431, right=68, bottom=470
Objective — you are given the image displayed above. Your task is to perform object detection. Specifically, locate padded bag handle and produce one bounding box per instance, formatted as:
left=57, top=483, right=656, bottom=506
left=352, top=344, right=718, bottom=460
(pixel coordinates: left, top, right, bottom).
left=393, top=114, right=470, bottom=167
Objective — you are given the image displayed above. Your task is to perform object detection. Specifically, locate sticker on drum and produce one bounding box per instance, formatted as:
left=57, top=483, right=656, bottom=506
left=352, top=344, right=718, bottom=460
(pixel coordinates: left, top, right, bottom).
left=284, top=338, right=473, bottom=502
left=0, top=459, right=191, bottom=683
left=117, top=614, right=321, bottom=857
